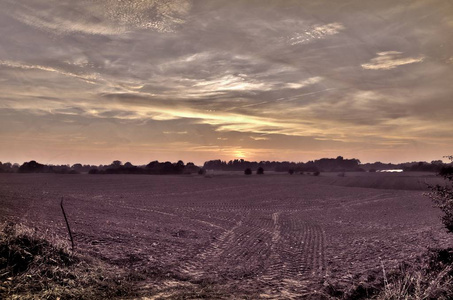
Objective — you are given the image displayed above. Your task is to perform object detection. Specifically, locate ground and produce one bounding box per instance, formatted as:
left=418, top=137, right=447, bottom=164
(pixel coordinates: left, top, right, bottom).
left=0, top=172, right=451, bottom=298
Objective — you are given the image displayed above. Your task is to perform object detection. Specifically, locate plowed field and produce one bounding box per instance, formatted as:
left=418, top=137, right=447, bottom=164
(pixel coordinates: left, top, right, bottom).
left=0, top=172, right=451, bottom=298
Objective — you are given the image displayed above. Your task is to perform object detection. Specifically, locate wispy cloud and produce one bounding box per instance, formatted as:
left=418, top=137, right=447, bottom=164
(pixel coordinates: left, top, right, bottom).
left=289, top=22, right=345, bottom=45
left=250, top=136, right=270, bottom=141
left=0, top=60, right=99, bottom=83
left=6, top=0, right=191, bottom=36
left=361, top=51, right=424, bottom=70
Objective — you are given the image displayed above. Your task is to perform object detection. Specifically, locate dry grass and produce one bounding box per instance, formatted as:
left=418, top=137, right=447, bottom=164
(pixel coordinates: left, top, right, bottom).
left=324, top=249, right=453, bottom=300
left=377, top=248, right=453, bottom=300
left=0, top=221, right=138, bottom=300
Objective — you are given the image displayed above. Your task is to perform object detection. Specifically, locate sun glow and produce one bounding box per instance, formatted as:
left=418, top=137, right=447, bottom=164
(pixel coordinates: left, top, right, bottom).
left=234, top=150, right=247, bottom=159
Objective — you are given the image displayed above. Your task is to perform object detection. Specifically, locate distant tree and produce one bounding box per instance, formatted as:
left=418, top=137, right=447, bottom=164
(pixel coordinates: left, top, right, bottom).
left=183, top=162, right=200, bottom=174
left=19, top=160, right=46, bottom=173
left=111, top=160, right=122, bottom=168
left=428, top=156, right=453, bottom=233
left=288, top=169, right=294, bottom=175
left=244, top=168, right=252, bottom=175
left=257, top=167, right=264, bottom=175
left=71, top=163, right=82, bottom=169
left=146, top=160, right=159, bottom=169
left=124, top=162, right=134, bottom=168
left=11, top=163, right=19, bottom=172
left=198, top=168, right=206, bottom=175
left=174, top=160, right=185, bottom=173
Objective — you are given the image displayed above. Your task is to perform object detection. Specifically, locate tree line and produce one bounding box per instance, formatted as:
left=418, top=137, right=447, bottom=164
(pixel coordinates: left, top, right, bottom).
left=0, top=156, right=451, bottom=174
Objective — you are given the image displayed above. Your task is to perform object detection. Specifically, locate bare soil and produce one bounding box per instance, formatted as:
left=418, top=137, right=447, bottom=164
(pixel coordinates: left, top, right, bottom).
left=0, top=172, right=451, bottom=298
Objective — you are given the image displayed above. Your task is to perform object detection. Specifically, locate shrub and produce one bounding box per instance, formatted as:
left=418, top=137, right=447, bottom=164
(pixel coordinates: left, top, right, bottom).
left=256, top=167, right=264, bottom=175
left=313, top=171, right=320, bottom=176
left=244, top=168, right=252, bottom=175
left=288, top=169, right=294, bottom=175
left=428, top=156, right=453, bottom=233
left=198, top=168, right=206, bottom=175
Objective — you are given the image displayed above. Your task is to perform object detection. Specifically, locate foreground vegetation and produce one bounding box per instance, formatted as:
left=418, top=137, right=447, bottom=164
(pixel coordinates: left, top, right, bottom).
left=0, top=222, right=137, bottom=300
left=324, top=248, right=453, bottom=299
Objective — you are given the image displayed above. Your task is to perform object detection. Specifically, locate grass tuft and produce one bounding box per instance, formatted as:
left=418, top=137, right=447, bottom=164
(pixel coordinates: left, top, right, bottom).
left=0, top=222, right=137, bottom=299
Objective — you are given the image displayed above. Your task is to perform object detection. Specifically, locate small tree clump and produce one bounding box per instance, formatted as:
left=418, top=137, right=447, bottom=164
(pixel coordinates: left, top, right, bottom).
left=244, top=168, right=252, bottom=175
left=288, top=169, right=294, bottom=175
left=256, top=167, right=264, bottom=175
left=198, top=168, right=206, bottom=175
left=428, top=156, right=453, bottom=233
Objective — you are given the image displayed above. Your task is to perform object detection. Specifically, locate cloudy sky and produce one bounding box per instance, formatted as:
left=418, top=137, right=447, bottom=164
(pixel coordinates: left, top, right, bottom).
left=1, top=0, right=452, bottom=165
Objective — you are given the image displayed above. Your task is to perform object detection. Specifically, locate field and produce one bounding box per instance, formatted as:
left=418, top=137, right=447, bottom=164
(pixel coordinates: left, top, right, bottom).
left=0, top=172, right=452, bottom=298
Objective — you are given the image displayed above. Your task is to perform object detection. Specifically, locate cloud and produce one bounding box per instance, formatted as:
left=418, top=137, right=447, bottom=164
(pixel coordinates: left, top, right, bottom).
left=1, top=0, right=453, bottom=164
left=163, top=131, right=188, bottom=135
left=5, top=0, right=192, bottom=36
left=0, top=60, right=98, bottom=83
left=361, top=51, right=424, bottom=70
left=289, top=22, right=345, bottom=45
left=250, top=136, right=270, bottom=141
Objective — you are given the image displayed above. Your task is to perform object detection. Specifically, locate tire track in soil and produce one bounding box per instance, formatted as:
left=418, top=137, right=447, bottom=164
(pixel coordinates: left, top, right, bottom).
left=178, top=209, right=326, bottom=297
left=179, top=210, right=276, bottom=280
left=258, top=212, right=326, bottom=297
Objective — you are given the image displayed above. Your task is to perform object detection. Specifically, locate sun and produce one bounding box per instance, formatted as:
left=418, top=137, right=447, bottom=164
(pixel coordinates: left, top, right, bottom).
left=234, top=150, right=247, bottom=159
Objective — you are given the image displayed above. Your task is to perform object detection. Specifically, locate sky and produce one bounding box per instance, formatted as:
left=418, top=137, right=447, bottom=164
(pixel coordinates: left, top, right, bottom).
left=1, top=0, right=452, bottom=166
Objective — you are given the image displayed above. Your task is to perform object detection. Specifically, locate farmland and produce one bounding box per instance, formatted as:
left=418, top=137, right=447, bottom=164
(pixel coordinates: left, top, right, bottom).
left=0, top=172, right=451, bottom=298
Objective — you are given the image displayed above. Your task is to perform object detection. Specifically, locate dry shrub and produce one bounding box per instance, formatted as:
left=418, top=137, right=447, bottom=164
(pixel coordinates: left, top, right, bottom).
left=377, top=250, right=453, bottom=300
left=323, top=249, right=453, bottom=300
left=0, top=222, right=137, bottom=300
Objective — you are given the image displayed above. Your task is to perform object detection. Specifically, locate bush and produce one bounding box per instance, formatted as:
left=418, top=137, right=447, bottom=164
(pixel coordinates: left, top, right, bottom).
left=428, top=156, right=453, bottom=233
left=313, top=171, right=320, bottom=176
left=288, top=169, right=294, bottom=175
left=198, top=168, right=206, bottom=175
left=256, top=167, right=264, bottom=175
left=244, top=168, right=252, bottom=175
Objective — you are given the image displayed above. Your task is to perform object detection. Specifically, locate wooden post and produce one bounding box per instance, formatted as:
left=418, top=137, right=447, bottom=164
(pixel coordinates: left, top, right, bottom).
left=60, top=197, right=75, bottom=252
